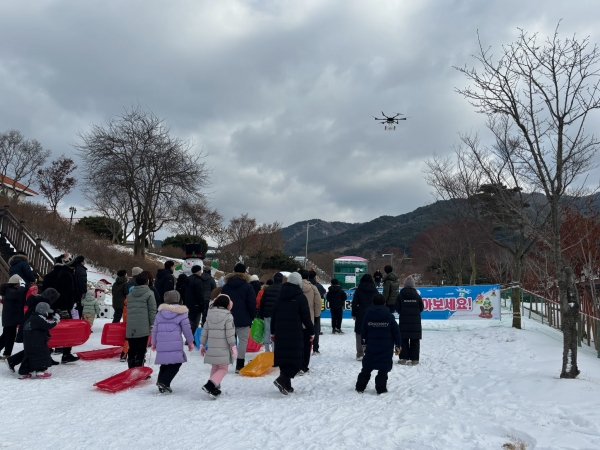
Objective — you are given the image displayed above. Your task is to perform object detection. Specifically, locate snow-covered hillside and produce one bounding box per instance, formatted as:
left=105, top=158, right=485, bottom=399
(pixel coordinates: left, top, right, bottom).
left=1, top=316, right=600, bottom=449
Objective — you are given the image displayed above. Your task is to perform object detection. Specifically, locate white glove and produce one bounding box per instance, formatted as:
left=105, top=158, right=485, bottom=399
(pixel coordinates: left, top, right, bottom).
left=53, top=313, right=61, bottom=323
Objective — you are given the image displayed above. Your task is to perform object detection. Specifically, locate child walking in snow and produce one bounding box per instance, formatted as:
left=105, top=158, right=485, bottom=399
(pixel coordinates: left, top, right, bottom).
left=199, top=294, right=237, bottom=399
left=355, top=294, right=402, bottom=395
left=82, top=290, right=100, bottom=328
left=151, top=290, right=194, bottom=393
left=19, top=302, right=59, bottom=379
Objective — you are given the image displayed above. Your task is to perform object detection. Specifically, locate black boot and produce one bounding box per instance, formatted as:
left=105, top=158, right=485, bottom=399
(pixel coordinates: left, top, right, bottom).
left=235, top=359, right=245, bottom=373
left=273, top=376, right=289, bottom=395
left=202, top=380, right=218, bottom=399
left=285, top=377, right=294, bottom=393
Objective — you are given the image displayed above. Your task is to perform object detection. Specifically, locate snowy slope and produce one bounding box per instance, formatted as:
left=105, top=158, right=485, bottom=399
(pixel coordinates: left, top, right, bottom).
left=2, top=316, right=600, bottom=449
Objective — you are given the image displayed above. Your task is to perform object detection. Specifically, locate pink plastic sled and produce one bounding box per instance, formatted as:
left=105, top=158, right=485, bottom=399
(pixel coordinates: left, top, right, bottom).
left=94, top=367, right=153, bottom=393
left=77, top=347, right=122, bottom=361
left=47, top=319, right=92, bottom=349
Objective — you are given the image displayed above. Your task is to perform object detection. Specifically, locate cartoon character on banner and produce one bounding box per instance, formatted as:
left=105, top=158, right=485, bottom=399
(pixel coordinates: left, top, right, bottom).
left=95, top=279, right=112, bottom=305
left=479, top=296, right=493, bottom=319
left=182, top=243, right=204, bottom=276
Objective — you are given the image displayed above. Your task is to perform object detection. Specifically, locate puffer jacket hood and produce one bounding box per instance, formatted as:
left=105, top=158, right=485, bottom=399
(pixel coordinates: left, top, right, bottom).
left=200, top=306, right=236, bottom=365
left=157, top=303, right=189, bottom=317
left=8, top=254, right=28, bottom=265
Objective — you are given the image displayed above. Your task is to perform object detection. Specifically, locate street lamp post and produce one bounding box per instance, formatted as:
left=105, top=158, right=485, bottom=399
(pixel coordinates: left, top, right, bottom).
left=304, top=222, right=318, bottom=268
left=382, top=253, right=393, bottom=267
left=69, top=206, right=77, bottom=230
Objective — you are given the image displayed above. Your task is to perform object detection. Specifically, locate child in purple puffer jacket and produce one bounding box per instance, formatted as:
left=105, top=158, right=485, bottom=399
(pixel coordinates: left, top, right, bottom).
left=151, top=290, right=194, bottom=393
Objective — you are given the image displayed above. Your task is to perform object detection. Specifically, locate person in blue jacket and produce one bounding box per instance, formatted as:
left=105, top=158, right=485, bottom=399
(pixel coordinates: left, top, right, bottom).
left=221, top=263, right=256, bottom=373
left=355, top=293, right=402, bottom=395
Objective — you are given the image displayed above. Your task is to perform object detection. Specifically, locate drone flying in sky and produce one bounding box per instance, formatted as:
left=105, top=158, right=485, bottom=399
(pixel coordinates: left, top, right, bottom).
left=373, top=112, right=407, bottom=130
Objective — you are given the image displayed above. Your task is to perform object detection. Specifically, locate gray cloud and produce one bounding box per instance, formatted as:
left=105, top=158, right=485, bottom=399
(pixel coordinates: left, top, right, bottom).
left=1, top=0, right=600, bottom=237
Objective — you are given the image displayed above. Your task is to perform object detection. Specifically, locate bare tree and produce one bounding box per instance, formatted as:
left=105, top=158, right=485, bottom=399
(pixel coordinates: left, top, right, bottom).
left=168, top=198, right=223, bottom=241
left=226, top=213, right=257, bottom=262
left=86, top=185, right=134, bottom=245
left=456, top=24, right=600, bottom=377
left=75, top=106, right=209, bottom=257
left=0, top=130, right=50, bottom=198
left=37, top=155, right=77, bottom=212
left=247, top=222, right=285, bottom=276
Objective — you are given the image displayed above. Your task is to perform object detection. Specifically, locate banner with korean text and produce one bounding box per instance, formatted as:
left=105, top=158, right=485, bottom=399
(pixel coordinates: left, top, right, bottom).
left=319, top=285, right=501, bottom=320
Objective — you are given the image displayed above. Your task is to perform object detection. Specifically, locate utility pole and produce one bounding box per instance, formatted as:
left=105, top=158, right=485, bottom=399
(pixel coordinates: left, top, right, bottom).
left=69, top=206, right=77, bottom=230
left=382, top=253, right=393, bottom=267
left=305, top=222, right=318, bottom=268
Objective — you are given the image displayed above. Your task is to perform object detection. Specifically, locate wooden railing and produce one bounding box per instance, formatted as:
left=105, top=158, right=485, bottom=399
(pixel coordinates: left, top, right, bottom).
left=0, top=205, right=55, bottom=283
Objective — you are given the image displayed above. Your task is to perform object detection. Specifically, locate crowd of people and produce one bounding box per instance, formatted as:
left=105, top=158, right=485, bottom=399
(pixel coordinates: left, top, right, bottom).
left=0, top=254, right=424, bottom=396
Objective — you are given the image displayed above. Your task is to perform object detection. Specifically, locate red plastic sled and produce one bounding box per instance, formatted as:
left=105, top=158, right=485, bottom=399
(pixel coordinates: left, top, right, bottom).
left=47, top=319, right=92, bottom=349
left=101, top=322, right=126, bottom=346
left=77, top=347, right=122, bottom=361
left=94, top=367, right=153, bottom=393
left=246, top=334, right=262, bottom=353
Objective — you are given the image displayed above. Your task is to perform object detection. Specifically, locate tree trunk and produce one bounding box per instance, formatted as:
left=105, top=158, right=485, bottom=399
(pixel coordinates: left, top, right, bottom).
left=469, top=246, right=476, bottom=285
left=560, top=267, right=580, bottom=378
left=511, top=257, right=522, bottom=329
left=133, top=233, right=147, bottom=258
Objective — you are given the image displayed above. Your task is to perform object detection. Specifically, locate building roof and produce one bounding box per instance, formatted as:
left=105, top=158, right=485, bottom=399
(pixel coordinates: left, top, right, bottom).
left=0, top=174, right=39, bottom=196
left=334, top=256, right=368, bottom=262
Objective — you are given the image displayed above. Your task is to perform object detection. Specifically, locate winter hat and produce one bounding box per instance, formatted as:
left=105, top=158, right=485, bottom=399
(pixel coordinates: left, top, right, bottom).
left=404, top=276, right=415, bottom=288
left=61, top=252, right=75, bottom=266
left=250, top=275, right=259, bottom=282
left=287, top=272, right=302, bottom=288
left=35, top=302, right=53, bottom=315
left=41, top=288, right=60, bottom=304
left=132, top=267, right=143, bottom=276
left=86, top=289, right=95, bottom=297
left=234, top=263, right=247, bottom=273
left=191, top=265, right=202, bottom=274
left=8, top=274, right=22, bottom=284
left=163, top=290, right=181, bottom=304
left=273, top=272, right=283, bottom=283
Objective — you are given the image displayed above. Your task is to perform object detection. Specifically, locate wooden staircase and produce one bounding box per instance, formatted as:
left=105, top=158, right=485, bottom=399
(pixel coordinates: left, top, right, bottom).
left=0, top=205, right=55, bottom=283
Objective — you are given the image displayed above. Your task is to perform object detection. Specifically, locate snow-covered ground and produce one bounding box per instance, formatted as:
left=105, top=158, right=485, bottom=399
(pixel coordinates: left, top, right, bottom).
left=2, top=315, right=600, bottom=449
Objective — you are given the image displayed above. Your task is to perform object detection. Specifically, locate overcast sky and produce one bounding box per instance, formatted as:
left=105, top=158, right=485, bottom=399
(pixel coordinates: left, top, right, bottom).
left=2, top=0, right=600, bottom=238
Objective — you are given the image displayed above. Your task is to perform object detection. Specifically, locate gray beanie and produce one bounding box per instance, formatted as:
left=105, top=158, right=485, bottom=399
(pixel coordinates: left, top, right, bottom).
left=41, top=288, right=60, bottom=304
left=132, top=267, right=143, bottom=276
left=287, top=272, right=302, bottom=287
left=163, top=290, right=181, bottom=304
left=404, top=276, right=415, bottom=288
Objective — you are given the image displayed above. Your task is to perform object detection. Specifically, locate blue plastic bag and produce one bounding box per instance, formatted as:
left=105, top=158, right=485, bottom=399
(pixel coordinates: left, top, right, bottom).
left=194, top=327, right=207, bottom=349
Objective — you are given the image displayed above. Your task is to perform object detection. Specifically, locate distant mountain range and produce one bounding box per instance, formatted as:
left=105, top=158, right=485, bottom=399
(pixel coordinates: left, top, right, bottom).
left=282, top=201, right=452, bottom=255
left=282, top=192, right=600, bottom=256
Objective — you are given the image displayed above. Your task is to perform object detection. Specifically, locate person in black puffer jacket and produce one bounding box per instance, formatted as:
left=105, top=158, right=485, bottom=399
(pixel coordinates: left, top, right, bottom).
left=8, top=252, right=37, bottom=288
left=221, top=263, right=256, bottom=372
left=395, top=275, right=424, bottom=365
left=199, top=268, right=216, bottom=326
left=351, top=274, right=378, bottom=361
left=355, top=293, right=402, bottom=394
left=155, top=261, right=175, bottom=304
left=259, top=272, right=284, bottom=352
left=19, top=302, right=59, bottom=379
left=0, top=275, right=27, bottom=358
left=271, top=272, right=314, bottom=395
left=326, top=279, right=347, bottom=334
left=72, top=255, right=88, bottom=319
left=6, top=288, right=60, bottom=372
left=42, top=254, right=79, bottom=364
